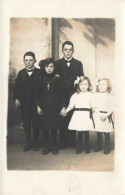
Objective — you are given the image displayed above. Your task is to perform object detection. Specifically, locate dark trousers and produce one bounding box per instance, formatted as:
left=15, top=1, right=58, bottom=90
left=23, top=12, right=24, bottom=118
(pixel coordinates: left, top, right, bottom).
left=77, top=131, right=90, bottom=150
left=21, top=98, right=39, bottom=147
left=60, top=110, right=76, bottom=148
left=43, top=129, right=57, bottom=149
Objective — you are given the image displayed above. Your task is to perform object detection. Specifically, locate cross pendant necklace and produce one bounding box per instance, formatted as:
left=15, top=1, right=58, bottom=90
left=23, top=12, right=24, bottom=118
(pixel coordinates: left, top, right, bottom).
left=44, top=76, right=56, bottom=90
left=47, top=83, right=50, bottom=90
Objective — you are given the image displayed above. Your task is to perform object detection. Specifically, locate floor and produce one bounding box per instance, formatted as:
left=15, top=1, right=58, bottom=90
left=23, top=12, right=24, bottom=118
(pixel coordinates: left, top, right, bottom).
left=7, top=124, right=114, bottom=171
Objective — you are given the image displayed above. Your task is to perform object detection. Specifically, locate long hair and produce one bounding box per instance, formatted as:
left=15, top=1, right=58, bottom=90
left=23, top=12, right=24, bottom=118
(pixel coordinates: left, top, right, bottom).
left=75, top=76, right=92, bottom=93
left=96, top=78, right=112, bottom=93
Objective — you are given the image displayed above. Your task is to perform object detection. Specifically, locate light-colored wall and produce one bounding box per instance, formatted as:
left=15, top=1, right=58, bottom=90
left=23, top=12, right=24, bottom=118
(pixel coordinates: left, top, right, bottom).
left=8, top=18, right=52, bottom=128
left=10, top=18, right=51, bottom=73
left=59, top=18, right=115, bottom=91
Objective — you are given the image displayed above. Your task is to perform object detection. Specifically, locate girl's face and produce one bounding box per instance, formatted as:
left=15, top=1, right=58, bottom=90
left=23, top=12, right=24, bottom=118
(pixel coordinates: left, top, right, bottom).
left=45, top=63, right=54, bottom=74
left=98, top=80, right=108, bottom=93
left=79, top=80, right=89, bottom=92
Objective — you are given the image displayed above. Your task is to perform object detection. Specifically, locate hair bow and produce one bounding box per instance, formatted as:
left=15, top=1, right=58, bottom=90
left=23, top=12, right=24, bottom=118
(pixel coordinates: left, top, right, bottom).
left=74, top=76, right=80, bottom=86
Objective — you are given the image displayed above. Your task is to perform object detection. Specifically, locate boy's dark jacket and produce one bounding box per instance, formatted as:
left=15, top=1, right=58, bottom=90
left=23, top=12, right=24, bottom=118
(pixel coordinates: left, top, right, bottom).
left=55, top=57, right=84, bottom=97
left=14, top=67, right=41, bottom=103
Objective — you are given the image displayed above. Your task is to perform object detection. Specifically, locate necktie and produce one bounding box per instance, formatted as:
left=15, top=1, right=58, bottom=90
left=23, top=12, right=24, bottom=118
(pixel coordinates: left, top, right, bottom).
left=65, top=60, right=71, bottom=67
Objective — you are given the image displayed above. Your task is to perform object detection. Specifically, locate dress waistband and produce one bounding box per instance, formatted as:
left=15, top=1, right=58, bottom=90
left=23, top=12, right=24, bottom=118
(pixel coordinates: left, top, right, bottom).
left=74, top=108, right=91, bottom=112
left=74, top=108, right=92, bottom=119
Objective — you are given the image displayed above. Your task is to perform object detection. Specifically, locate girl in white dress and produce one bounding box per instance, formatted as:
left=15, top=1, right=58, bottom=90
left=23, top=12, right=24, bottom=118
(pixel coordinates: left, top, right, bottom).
left=65, top=76, right=94, bottom=154
left=93, top=78, right=114, bottom=154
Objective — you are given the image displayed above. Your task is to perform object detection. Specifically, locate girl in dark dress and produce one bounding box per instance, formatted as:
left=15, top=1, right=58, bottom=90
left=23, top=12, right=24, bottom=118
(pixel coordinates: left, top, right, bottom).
left=36, top=58, right=66, bottom=155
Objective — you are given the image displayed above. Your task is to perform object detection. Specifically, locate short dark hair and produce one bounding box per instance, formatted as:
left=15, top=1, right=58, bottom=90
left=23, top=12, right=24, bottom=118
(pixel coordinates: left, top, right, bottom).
left=23, top=51, right=36, bottom=60
left=76, top=76, right=92, bottom=93
left=62, top=41, right=74, bottom=50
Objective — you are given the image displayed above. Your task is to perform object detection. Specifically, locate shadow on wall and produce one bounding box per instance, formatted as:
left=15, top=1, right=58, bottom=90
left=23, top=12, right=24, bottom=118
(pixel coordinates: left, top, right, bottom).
left=8, top=62, right=22, bottom=129
left=59, top=18, right=115, bottom=46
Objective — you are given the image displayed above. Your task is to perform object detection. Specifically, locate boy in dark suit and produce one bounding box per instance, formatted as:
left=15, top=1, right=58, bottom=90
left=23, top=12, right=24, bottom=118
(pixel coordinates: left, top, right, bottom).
left=55, top=41, right=84, bottom=149
left=14, top=51, right=40, bottom=152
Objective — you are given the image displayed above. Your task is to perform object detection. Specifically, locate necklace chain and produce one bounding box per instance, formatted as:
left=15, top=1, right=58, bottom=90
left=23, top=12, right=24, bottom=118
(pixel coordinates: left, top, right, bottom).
left=44, top=76, right=56, bottom=90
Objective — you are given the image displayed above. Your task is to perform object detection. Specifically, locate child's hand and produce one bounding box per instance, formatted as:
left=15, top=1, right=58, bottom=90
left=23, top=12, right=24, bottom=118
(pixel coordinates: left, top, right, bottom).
left=15, top=99, right=20, bottom=107
left=100, top=114, right=108, bottom=121
left=92, top=108, right=96, bottom=112
left=62, top=112, right=67, bottom=117
left=60, top=107, right=67, bottom=117
left=37, top=106, right=42, bottom=115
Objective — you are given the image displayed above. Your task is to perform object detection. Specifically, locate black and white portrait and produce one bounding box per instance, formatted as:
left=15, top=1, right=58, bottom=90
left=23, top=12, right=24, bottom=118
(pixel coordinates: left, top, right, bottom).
left=1, top=1, right=125, bottom=195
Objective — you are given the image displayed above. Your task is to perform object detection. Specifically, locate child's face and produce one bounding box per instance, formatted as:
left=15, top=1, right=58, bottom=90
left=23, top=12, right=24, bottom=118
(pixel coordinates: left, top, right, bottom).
left=62, top=44, right=74, bottom=59
left=45, top=63, right=54, bottom=74
left=24, top=55, right=36, bottom=69
left=79, top=80, right=89, bottom=92
left=98, top=80, right=108, bottom=93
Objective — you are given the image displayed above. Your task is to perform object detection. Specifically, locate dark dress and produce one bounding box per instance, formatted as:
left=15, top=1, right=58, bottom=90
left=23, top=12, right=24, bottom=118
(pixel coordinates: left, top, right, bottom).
left=36, top=72, right=66, bottom=130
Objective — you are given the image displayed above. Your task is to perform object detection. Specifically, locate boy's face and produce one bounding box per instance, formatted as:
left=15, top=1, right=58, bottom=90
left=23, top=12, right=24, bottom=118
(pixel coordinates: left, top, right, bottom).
left=24, top=55, right=36, bottom=69
left=62, top=44, right=74, bottom=59
left=45, top=63, right=54, bottom=74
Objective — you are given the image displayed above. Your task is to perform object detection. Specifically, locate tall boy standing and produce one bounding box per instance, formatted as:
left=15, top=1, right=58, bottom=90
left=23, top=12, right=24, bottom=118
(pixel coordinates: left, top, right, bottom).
left=14, top=51, right=40, bottom=152
left=55, top=41, right=84, bottom=148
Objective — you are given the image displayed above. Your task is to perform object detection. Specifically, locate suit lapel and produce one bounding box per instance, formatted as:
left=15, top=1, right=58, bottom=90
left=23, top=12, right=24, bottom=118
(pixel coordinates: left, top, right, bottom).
left=21, top=67, right=36, bottom=85
left=21, top=69, right=27, bottom=85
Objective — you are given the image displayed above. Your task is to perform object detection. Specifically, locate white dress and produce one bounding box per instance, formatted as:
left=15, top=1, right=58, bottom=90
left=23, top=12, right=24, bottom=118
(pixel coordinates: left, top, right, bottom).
left=67, top=92, right=94, bottom=131
left=92, top=92, right=114, bottom=132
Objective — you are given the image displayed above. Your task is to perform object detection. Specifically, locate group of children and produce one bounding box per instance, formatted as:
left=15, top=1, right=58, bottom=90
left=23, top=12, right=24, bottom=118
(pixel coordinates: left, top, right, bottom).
left=14, top=50, right=114, bottom=156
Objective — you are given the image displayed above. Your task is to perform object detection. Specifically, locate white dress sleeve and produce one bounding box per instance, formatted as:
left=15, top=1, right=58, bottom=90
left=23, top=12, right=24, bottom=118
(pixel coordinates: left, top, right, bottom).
left=66, top=93, right=76, bottom=113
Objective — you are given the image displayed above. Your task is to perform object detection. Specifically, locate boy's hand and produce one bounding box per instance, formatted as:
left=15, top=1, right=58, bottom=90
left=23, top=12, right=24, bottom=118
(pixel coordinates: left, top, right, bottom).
left=15, top=99, right=20, bottom=107
left=60, top=107, right=67, bottom=117
left=37, top=106, right=42, bottom=115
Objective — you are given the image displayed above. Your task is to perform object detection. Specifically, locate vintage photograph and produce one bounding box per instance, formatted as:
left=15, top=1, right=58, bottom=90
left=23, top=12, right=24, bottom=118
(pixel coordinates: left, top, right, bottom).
left=7, top=18, right=115, bottom=171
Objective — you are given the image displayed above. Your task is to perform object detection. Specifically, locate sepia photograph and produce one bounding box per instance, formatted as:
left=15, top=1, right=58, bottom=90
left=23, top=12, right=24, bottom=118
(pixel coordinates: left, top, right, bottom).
left=1, top=0, right=125, bottom=195
left=7, top=18, right=115, bottom=171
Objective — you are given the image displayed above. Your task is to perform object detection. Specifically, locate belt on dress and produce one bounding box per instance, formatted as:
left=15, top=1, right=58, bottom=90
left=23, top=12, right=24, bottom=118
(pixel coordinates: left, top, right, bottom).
left=74, top=108, right=92, bottom=118
left=74, top=108, right=95, bottom=129
left=100, top=111, right=114, bottom=129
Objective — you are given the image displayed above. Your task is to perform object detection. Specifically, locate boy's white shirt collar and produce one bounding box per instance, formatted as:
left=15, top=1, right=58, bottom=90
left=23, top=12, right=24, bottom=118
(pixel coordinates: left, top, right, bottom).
left=26, top=67, right=35, bottom=71
left=27, top=72, right=33, bottom=76
left=64, top=57, right=73, bottom=67
left=64, top=57, right=73, bottom=61
left=26, top=67, right=35, bottom=76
